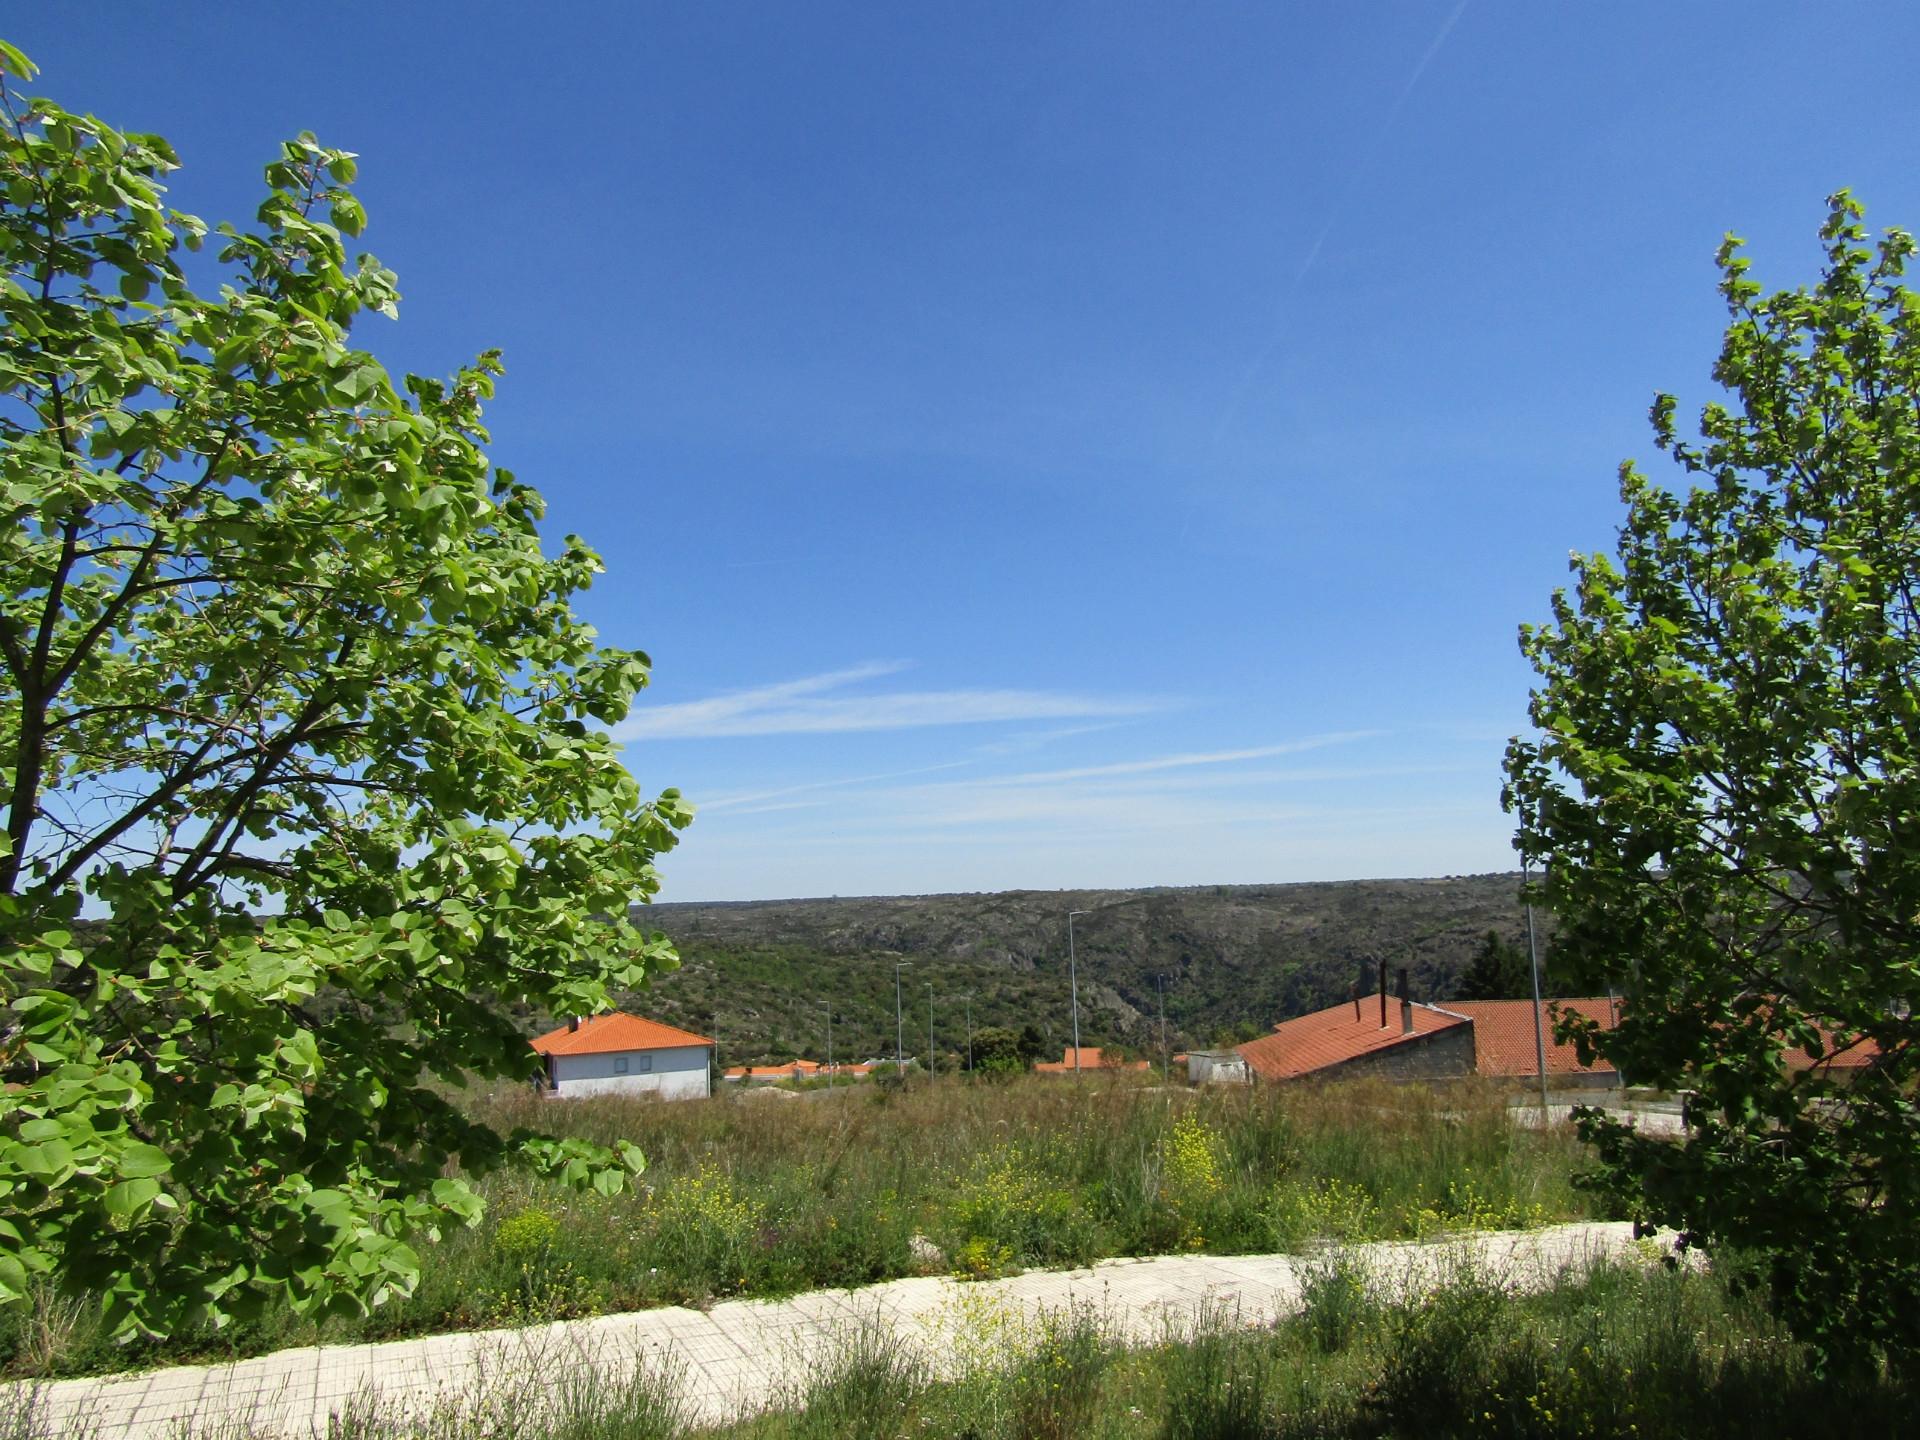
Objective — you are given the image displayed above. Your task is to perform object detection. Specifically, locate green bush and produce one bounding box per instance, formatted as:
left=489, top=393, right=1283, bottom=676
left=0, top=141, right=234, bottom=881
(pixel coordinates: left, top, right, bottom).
left=944, top=1148, right=1093, bottom=1268
left=1267, top=1177, right=1375, bottom=1251
left=1297, top=1253, right=1377, bottom=1355
left=635, top=1162, right=767, bottom=1302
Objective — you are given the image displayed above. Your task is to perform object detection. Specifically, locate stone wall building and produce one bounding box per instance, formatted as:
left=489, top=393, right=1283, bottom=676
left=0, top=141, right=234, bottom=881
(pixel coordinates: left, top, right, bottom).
left=1235, top=985, right=1474, bottom=1085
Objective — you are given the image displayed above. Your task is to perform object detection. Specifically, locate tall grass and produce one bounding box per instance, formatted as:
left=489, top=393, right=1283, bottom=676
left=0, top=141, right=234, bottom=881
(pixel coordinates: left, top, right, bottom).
left=0, top=1076, right=1592, bottom=1379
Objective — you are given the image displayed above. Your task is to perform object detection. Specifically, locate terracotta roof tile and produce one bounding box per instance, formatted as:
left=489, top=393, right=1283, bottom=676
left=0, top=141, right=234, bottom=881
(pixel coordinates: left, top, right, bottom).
left=1447, top=997, right=1882, bottom=1078
left=1033, top=1046, right=1150, bottom=1073
left=1779, top=1025, right=1880, bottom=1070
left=531, top=1012, right=713, bottom=1056
left=724, top=1060, right=873, bottom=1080
left=1446, top=998, right=1620, bottom=1078
left=1235, top=996, right=1470, bottom=1082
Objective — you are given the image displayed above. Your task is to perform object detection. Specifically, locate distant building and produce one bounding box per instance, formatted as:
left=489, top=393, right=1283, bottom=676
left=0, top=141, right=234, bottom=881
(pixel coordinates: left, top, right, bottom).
left=725, top=1060, right=800, bottom=1083
left=1783, top=1025, right=1881, bottom=1076
left=1237, top=985, right=1889, bottom=1091
left=1033, top=1046, right=1151, bottom=1074
left=722, top=1060, right=876, bottom=1083
left=531, top=1013, right=714, bottom=1100
left=1185, top=1050, right=1251, bottom=1085
left=1236, top=987, right=1476, bottom=1084
left=1446, top=998, right=1621, bottom=1088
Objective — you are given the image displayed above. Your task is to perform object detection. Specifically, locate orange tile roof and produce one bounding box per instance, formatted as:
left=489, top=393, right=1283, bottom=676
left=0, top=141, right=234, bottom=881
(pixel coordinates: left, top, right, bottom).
left=1446, top=998, right=1620, bottom=1078
left=1033, top=1046, right=1151, bottom=1073
left=1235, top=996, right=1471, bottom=1081
left=531, top=1012, right=714, bottom=1056
left=1780, top=1024, right=1881, bottom=1071
left=724, top=1060, right=868, bottom=1080
left=1447, top=997, right=1883, bottom=1078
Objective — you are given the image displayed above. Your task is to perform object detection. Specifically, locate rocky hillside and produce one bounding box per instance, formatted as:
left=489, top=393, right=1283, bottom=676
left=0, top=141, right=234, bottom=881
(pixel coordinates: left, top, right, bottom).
left=622, top=874, right=1547, bottom=1068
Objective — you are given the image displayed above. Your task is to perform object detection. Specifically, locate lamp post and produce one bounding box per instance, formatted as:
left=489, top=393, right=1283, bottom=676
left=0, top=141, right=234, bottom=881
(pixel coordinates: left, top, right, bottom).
left=894, top=961, right=911, bottom=1076
left=1068, top=909, right=1089, bottom=1076
left=927, top=981, right=935, bottom=1080
left=822, top=1004, right=834, bottom=1090
left=964, top=992, right=974, bottom=1073
left=1522, top=860, right=1551, bottom=1125
left=1156, top=973, right=1169, bottom=1077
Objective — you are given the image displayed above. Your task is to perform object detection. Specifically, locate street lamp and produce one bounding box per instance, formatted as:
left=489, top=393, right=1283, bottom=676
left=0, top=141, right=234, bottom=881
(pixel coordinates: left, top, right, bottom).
left=894, top=961, right=912, bottom=1075
left=1522, top=860, right=1550, bottom=1125
left=964, top=991, right=974, bottom=1073
left=1068, top=910, right=1089, bottom=1076
left=820, top=1004, right=834, bottom=1089
left=1155, top=973, right=1169, bottom=1077
left=926, top=981, right=935, bottom=1080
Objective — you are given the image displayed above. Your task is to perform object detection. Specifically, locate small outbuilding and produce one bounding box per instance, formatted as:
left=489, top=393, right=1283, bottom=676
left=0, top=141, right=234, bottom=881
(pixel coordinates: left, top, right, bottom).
left=531, top=1013, right=715, bottom=1101
left=1185, top=1049, right=1251, bottom=1085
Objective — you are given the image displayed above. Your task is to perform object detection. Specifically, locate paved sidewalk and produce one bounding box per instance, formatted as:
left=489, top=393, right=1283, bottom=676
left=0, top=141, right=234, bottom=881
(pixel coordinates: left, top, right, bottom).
left=1509, top=1102, right=1685, bottom=1135
left=6, top=1221, right=1646, bottom=1439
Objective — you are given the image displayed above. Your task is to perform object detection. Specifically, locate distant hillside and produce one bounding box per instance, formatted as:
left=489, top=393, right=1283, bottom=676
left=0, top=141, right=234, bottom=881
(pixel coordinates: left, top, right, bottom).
left=619, top=874, right=1548, bottom=1069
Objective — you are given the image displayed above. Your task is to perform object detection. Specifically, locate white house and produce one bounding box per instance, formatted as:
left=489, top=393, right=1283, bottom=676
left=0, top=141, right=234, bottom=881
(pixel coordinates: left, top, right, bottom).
left=530, top=1012, right=715, bottom=1101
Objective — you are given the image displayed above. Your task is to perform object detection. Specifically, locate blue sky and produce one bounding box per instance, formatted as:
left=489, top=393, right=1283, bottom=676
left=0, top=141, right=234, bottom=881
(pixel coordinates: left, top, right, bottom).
left=19, top=5, right=1920, bottom=900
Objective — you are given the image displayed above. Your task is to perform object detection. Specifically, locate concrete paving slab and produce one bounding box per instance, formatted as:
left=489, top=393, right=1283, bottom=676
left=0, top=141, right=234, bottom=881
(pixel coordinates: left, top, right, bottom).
left=1, top=1222, right=1643, bottom=1440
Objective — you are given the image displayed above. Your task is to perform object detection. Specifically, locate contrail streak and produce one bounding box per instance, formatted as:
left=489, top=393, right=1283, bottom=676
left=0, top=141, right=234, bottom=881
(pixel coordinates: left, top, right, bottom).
left=1211, top=0, right=1472, bottom=446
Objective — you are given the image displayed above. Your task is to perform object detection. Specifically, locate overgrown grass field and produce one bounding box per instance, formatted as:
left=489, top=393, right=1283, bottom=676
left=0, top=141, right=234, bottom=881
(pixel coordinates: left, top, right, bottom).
left=37, top=1254, right=1906, bottom=1440
left=1, top=1076, right=1597, bottom=1379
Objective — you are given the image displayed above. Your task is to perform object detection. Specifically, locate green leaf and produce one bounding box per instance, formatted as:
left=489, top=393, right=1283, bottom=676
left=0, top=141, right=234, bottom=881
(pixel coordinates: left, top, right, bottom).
left=0, top=39, right=37, bottom=80
left=0, top=1255, right=28, bottom=1304
left=16, top=1141, right=74, bottom=1179
left=102, top=1177, right=162, bottom=1220
left=115, top=1144, right=172, bottom=1180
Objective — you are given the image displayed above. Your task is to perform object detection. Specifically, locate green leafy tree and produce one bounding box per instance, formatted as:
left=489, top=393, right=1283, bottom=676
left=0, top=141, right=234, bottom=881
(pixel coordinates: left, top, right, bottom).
left=968, top=1025, right=1026, bottom=1073
left=0, top=46, right=690, bottom=1336
left=1504, top=192, right=1920, bottom=1365
left=1016, top=1021, right=1050, bottom=1064
left=1452, top=930, right=1531, bottom=1000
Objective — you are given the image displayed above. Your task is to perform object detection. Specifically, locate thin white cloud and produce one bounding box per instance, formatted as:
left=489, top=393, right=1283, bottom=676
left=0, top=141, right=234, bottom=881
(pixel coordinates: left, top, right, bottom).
left=695, top=762, right=1472, bottom=839
left=968, top=721, right=1132, bottom=759
left=715, top=799, right=832, bottom=817
left=958, top=732, right=1384, bottom=788
left=1212, top=0, right=1471, bottom=445
left=692, top=738, right=1440, bottom=842
left=613, top=661, right=1167, bottom=741
left=701, top=760, right=975, bottom=813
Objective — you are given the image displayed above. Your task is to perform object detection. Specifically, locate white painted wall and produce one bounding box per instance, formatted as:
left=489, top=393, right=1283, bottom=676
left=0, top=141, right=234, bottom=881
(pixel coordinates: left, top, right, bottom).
left=1187, top=1051, right=1251, bottom=1085
left=549, top=1045, right=711, bottom=1100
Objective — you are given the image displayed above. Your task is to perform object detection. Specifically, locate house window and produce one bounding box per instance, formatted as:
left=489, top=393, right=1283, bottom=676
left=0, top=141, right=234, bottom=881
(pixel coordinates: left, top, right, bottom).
left=614, top=1056, right=629, bottom=1074
left=637, top=1054, right=653, bottom=1073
